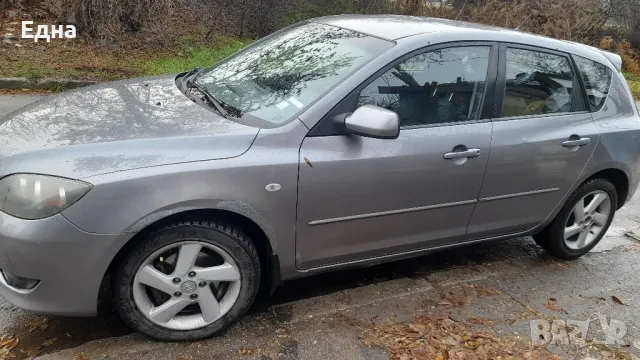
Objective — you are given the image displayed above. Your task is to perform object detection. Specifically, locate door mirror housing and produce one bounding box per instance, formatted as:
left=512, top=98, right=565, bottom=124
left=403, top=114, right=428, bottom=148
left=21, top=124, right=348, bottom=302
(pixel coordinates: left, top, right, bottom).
left=344, top=105, right=400, bottom=140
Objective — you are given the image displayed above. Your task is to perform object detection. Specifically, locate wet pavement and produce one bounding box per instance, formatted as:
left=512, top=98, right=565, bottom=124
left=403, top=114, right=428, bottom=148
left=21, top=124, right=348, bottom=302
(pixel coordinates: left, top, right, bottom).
left=0, top=94, right=48, bottom=116
left=20, top=226, right=640, bottom=360
left=0, top=95, right=640, bottom=359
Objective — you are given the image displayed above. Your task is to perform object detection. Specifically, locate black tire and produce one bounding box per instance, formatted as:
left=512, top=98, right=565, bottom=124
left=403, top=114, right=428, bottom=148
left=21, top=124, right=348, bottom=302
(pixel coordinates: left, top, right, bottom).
left=533, top=178, right=617, bottom=259
left=113, top=220, right=260, bottom=341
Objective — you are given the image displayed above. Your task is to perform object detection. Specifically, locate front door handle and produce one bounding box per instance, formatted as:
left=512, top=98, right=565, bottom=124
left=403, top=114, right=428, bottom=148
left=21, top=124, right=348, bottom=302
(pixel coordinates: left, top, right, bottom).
left=443, top=148, right=481, bottom=159
left=562, top=137, right=591, bottom=147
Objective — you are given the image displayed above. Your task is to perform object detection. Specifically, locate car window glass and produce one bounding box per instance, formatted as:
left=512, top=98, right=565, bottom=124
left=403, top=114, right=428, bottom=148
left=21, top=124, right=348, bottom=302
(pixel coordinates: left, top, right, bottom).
left=196, top=23, right=393, bottom=127
left=573, top=55, right=612, bottom=112
left=358, top=46, right=491, bottom=128
left=502, top=48, right=574, bottom=117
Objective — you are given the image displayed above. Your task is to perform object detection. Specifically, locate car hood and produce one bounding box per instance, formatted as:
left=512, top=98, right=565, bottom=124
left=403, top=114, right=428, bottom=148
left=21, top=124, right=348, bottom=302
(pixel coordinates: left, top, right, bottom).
left=0, top=75, right=259, bottom=179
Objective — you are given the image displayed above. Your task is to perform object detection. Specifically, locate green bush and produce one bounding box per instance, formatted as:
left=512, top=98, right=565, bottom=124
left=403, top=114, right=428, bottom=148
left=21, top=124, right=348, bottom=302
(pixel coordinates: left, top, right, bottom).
left=140, top=37, right=253, bottom=76
left=625, top=72, right=640, bottom=100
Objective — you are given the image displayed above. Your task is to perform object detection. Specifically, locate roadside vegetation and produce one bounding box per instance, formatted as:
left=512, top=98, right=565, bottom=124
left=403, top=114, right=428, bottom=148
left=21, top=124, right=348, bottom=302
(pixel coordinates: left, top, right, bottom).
left=0, top=13, right=252, bottom=81
left=0, top=34, right=252, bottom=81
left=625, top=72, right=640, bottom=99
left=141, top=37, right=253, bottom=76
left=1, top=0, right=640, bottom=92
left=0, top=41, right=251, bottom=81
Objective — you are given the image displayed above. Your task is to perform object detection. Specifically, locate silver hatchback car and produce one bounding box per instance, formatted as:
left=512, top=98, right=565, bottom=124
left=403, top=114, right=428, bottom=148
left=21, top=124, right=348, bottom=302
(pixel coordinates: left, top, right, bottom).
left=1, top=15, right=639, bottom=340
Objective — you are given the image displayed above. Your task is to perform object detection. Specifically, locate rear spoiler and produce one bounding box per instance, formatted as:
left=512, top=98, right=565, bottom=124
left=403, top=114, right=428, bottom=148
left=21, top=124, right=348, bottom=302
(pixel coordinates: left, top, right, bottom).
left=599, top=50, right=622, bottom=72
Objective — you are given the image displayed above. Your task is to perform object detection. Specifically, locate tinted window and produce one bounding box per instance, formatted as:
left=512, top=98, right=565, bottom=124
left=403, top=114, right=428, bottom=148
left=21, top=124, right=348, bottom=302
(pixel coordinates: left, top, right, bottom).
left=358, top=46, right=490, bottom=127
left=502, top=48, right=574, bottom=117
left=574, top=55, right=612, bottom=112
left=195, top=23, right=393, bottom=126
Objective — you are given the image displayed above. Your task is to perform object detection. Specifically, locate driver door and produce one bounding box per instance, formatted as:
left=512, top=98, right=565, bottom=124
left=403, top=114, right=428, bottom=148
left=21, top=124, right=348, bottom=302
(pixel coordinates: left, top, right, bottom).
left=295, top=44, right=499, bottom=269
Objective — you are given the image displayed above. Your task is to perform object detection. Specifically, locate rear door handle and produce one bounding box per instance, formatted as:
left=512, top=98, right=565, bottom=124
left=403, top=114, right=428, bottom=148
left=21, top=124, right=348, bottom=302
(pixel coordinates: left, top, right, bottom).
left=562, top=137, right=591, bottom=147
left=443, top=148, right=481, bottom=159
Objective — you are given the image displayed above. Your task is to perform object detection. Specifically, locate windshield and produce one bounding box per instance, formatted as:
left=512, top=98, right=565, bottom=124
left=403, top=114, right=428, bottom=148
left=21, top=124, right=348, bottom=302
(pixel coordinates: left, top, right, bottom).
left=194, top=22, right=393, bottom=127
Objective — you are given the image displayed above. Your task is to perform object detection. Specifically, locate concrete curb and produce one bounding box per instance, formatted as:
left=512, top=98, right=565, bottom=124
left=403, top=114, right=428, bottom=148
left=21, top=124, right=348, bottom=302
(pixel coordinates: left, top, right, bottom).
left=0, top=77, right=98, bottom=90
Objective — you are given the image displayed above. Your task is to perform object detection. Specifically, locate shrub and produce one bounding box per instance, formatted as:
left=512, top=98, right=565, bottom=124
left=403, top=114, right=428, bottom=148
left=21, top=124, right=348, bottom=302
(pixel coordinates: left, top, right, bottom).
left=4, top=0, right=638, bottom=59
left=600, top=36, right=639, bottom=74
left=616, top=40, right=640, bottom=74
left=3, top=0, right=173, bottom=41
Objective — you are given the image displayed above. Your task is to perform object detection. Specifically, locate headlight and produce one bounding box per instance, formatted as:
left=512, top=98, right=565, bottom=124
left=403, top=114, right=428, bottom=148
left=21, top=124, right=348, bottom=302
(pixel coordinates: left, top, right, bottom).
left=0, top=174, right=92, bottom=220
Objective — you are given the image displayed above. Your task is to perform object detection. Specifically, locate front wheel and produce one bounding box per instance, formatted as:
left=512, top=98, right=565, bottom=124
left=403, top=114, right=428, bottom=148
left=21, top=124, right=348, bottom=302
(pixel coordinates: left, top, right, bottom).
left=534, top=178, right=617, bottom=259
left=113, top=220, right=260, bottom=341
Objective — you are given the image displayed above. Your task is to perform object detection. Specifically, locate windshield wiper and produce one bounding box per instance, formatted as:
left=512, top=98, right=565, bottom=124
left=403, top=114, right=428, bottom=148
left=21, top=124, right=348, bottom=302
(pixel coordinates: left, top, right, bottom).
left=183, top=68, right=231, bottom=119
left=177, top=67, right=200, bottom=89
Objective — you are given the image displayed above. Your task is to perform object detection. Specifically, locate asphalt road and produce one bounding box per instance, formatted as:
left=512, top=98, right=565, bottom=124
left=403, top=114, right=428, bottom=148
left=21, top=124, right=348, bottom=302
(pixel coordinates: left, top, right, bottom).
left=0, top=94, right=48, bottom=115
left=1, top=94, right=640, bottom=360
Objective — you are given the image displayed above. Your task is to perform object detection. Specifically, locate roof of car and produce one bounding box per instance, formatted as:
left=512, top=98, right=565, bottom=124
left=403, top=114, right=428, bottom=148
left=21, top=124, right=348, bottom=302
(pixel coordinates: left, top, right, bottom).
left=316, top=14, right=509, bottom=40
left=314, top=15, right=621, bottom=71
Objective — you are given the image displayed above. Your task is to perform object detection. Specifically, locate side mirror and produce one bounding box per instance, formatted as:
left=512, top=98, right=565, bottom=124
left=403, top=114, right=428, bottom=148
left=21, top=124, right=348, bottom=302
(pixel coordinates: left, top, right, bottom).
left=344, top=105, right=400, bottom=140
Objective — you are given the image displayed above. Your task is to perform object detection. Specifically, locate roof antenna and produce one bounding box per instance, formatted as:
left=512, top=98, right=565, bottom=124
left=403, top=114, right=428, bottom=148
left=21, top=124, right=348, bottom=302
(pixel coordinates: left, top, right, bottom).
left=514, top=13, right=533, bottom=31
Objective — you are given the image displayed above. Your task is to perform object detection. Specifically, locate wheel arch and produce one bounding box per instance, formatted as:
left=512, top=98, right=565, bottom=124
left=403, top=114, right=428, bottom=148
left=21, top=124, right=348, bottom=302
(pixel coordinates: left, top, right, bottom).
left=101, top=208, right=281, bottom=309
left=533, top=165, right=631, bottom=237
left=583, top=168, right=630, bottom=209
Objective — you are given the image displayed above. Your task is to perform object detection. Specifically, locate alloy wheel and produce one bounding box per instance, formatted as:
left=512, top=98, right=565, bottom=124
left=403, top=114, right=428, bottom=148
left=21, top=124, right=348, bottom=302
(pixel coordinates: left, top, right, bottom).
left=564, top=190, right=611, bottom=250
left=132, top=241, right=242, bottom=330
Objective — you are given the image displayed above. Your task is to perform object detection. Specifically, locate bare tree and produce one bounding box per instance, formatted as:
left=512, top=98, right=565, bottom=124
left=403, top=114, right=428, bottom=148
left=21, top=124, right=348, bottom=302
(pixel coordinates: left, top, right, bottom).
left=54, top=0, right=173, bottom=40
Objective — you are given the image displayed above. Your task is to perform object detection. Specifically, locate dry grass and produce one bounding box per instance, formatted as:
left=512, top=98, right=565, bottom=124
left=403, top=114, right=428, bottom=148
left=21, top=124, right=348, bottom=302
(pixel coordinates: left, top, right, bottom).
left=0, top=40, right=142, bottom=80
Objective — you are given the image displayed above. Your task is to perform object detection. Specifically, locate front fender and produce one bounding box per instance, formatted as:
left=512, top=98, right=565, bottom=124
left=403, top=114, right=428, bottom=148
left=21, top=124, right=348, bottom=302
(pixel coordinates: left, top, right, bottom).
left=122, top=199, right=278, bottom=252
left=61, top=119, right=309, bottom=279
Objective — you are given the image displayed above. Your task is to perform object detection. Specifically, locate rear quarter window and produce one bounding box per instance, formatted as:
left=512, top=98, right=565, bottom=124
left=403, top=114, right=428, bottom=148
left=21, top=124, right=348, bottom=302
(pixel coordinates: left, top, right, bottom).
left=573, top=55, right=612, bottom=112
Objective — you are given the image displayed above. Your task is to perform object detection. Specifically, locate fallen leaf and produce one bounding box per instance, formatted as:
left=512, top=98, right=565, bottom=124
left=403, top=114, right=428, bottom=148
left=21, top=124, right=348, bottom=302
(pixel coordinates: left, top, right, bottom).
left=22, top=349, right=41, bottom=357
left=75, top=355, right=89, bottom=360
left=0, top=348, right=9, bottom=360
left=612, top=295, right=625, bottom=305
left=467, top=316, right=492, bottom=325
left=237, top=347, right=261, bottom=355
left=526, top=305, right=544, bottom=317
left=549, top=260, right=572, bottom=268
left=362, top=315, right=558, bottom=359
left=545, top=298, right=568, bottom=314
left=0, top=336, right=14, bottom=347
left=2, top=338, right=18, bottom=350
left=28, top=318, right=49, bottom=329
left=41, top=337, right=57, bottom=347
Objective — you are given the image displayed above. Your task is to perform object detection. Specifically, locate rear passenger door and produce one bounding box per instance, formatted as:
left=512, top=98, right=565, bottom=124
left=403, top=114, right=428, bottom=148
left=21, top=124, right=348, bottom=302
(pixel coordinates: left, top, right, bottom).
left=467, top=44, right=600, bottom=238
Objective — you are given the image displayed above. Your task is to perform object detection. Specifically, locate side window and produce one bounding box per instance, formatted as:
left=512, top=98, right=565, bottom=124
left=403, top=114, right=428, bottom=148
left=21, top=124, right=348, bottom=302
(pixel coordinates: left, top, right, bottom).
left=501, top=48, right=574, bottom=118
left=573, top=55, right=612, bottom=112
left=358, top=46, right=491, bottom=127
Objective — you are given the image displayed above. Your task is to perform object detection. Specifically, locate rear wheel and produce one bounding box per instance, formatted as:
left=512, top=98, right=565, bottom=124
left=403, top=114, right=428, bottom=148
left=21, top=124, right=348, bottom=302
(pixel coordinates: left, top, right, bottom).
left=533, top=178, right=617, bottom=259
left=113, top=220, right=260, bottom=341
